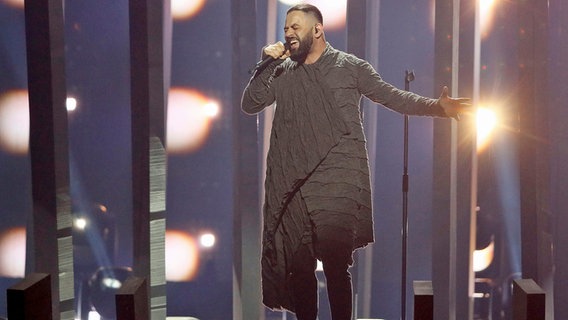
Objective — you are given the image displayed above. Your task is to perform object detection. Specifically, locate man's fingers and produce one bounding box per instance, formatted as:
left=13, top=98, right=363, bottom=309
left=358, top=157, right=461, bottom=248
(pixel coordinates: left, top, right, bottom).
left=263, top=41, right=288, bottom=59
left=275, top=41, right=290, bottom=59
left=275, top=41, right=286, bottom=52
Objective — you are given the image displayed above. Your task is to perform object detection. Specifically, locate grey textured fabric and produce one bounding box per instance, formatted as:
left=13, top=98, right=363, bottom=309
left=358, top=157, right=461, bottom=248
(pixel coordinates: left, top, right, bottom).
left=241, top=43, right=447, bottom=312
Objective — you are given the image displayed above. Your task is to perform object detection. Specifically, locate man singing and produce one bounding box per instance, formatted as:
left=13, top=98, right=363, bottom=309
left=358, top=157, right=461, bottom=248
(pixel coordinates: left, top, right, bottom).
left=241, top=4, right=469, bottom=320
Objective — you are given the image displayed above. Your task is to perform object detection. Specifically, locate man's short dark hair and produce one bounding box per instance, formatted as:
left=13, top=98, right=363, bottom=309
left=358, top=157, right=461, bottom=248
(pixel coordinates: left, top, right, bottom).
left=287, top=4, right=323, bottom=25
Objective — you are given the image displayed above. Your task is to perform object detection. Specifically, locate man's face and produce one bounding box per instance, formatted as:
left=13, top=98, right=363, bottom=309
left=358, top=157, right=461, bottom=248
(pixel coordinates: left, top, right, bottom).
left=284, top=11, right=315, bottom=63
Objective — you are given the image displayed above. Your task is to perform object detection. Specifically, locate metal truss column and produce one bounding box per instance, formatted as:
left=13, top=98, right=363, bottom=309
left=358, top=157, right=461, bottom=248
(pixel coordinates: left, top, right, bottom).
left=24, top=0, right=74, bottom=318
left=128, top=0, right=171, bottom=318
left=231, top=0, right=263, bottom=319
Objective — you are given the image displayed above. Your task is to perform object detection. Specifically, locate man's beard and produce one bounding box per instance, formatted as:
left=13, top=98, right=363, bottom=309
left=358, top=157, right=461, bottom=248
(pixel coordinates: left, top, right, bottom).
left=289, top=33, right=313, bottom=63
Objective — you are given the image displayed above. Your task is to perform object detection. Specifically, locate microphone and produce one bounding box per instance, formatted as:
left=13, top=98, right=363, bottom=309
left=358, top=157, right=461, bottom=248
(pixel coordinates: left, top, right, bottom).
left=249, top=42, right=291, bottom=74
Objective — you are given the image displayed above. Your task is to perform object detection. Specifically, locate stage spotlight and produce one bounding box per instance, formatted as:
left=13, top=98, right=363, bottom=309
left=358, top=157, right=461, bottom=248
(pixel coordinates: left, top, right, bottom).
left=479, top=0, right=497, bottom=38
left=74, top=217, right=88, bottom=231
left=171, top=0, right=206, bottom=21
left=476, top=107, right=498, bottom=152
left=1, top=0, right=24, bottom=9
left=166, top=88, right=220, bottom=154
left=0, top=227, right=26, bottom=278
left=473, top=238, right=495, bottom=272
left=0, top=90, right=76, bottom=154
left=66, top=97, right=78, bottom=112
left=199, top=232, right=216, bottom=248
left=480, top=0, right=496, bottom=11
left=0, top=90, right=29, bottom=155
left=202, top=101, right=220, bottom=118
left=165, top=230, right=199, bottom=282
left=98, top=204, right=108, bottom=213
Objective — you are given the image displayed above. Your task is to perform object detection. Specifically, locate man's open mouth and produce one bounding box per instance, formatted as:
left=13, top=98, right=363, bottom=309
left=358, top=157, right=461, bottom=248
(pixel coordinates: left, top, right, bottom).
left=289, top=39, right=299, bottom=50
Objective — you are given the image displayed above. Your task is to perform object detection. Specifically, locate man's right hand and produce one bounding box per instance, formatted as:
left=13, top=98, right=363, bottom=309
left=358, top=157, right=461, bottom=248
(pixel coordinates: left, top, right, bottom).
left=263, top=41, right=290, bottom=60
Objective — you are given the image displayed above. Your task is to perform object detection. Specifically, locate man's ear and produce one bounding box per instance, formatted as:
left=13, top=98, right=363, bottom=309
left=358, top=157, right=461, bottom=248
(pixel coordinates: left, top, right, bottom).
left=314, top=23, right=323, bottom=37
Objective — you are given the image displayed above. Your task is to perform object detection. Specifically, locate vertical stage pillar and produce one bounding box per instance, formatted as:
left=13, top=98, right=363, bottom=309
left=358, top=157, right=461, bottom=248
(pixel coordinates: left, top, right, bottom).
left=433, top=0, right=476, bottom=319
left=516, top=4, right=552, bottom=316
left=345, top=0, right=367, bottom=317
left=128, top=0, right=171, bottom=318
left=346, top=1, right=379, bottom=318
left=231, top=0, right=262, bottom=319
left=432, top=1, right=456, bottom=318
left=549, top=1, right=568, bottom=318
left=24, top=0, right=74, bottom=318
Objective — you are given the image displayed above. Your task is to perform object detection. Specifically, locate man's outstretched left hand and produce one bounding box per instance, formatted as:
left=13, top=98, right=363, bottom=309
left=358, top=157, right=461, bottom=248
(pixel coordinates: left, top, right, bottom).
left=438, top=86, right=472, bottom=121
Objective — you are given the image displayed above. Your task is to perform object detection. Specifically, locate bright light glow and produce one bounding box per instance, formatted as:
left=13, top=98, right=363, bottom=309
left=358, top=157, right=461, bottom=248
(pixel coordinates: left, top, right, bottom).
left=199, top=233, right=216, bottom=248
left=0, top=227, right=26, bottom=278
left=102, top=277, right=122, bottom=289
left=165, top=230, right=199, bottom=282
left=66, top=97, right=77, bottom=112
left=167, top=88, right=220, bottom=154
left=203, top=102, right=220, bottom=118
left=75, top=218, right=87, bottom=231
left=479, top=0, right=497, bottom=38
left=0, top=90, right=29, bottom=155
left=279, top=0, right=347, bottom=30
left=476, top=107, right=498, bottom=152
left=171, top=0, right=206, bottom=21
left=1, top=0, right=24, bottom=9
left=316, top=260, right=323, bottom=272
left=480, top=0, right=495, bottom=15
left=87, top=311, right=102, bottom=320
left=473, top=238, right=495, bottom=272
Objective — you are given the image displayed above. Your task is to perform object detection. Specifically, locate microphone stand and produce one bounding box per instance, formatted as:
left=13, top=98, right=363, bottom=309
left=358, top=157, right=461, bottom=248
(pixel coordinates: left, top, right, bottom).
left=401, top=70, right=415, bottom=320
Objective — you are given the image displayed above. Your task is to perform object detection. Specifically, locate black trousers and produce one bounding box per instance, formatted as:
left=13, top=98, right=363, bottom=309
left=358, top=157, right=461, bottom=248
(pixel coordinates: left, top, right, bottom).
left=290, top=225, right=354, bottom=320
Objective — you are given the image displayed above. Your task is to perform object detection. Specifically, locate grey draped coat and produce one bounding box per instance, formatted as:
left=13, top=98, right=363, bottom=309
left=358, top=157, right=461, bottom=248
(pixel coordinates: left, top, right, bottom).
left=241, top=43, right=447, bottom=311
